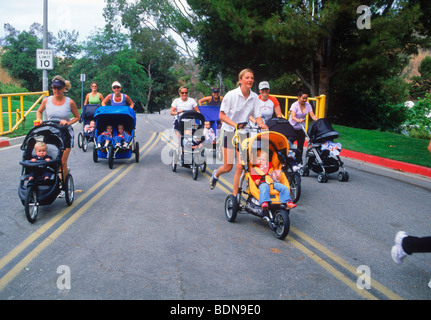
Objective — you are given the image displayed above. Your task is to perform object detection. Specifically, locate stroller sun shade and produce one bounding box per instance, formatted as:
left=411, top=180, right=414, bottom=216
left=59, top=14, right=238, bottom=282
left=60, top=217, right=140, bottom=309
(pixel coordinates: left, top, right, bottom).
left=307, top=118, right=339, bottom=143
left=266, top=117, right=297, bottom=143
left=178, top=111, right=206, bottom=133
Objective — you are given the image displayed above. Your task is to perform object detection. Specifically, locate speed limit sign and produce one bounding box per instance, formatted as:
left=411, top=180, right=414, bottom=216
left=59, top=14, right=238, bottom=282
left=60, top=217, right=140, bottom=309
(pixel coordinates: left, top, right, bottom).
left=36, top=49, right=54, bottom=70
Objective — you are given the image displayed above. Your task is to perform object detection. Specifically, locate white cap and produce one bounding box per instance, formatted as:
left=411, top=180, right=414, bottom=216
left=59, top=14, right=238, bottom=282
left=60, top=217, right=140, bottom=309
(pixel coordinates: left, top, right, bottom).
left=112, top=81, right=122, bottom=88
left=259, top=81, right=270, bottom=90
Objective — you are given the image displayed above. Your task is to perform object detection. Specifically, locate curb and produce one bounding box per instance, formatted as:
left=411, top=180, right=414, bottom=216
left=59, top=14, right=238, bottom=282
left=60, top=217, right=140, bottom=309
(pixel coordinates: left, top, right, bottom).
left=340, top=149, right=431, bottom=178
left=0, top=139, right=10, bottom=148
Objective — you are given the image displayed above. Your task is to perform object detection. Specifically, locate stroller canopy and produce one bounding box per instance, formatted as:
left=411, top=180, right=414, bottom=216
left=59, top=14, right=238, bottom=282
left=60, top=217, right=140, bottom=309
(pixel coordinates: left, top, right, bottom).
left=21, top=122, right=67, bottom=152
left=243, top=131, right=290, bottom=159
left=266, top=117, right=297, bottom=142
left=198, top=105, right=220, bottom=133
left=94, top=106, right=136, bottom=133
left=307, top=118, right=339, bottom=143
left=178, top=111, right=206, bottom=134
left=81, top=104, right=99, bottom=122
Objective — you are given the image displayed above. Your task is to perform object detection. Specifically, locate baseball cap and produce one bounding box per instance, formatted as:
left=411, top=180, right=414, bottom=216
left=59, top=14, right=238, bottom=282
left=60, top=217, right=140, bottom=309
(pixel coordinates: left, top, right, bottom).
left=212, top=87, right=220, bottom=93
left=258, top=81, right=270, bottom=90
left=112, top=81, right=122, bottom=88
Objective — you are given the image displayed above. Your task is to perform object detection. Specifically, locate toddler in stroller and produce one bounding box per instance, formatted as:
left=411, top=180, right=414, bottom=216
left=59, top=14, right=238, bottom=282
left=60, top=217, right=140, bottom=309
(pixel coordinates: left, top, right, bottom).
left=18, top=121, right=74, bottom=223
left=77, top=104, right=99, bottom=152
left=251, top=149, right=297, bottom=212
left=301, top=118, right=349, bottom=183
left=27, top=142, right=52, bottom=182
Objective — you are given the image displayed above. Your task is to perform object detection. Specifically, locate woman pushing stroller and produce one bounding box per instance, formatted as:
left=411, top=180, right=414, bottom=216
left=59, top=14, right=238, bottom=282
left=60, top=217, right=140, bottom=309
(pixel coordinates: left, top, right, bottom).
left=209, top=68, right=267, bottom=195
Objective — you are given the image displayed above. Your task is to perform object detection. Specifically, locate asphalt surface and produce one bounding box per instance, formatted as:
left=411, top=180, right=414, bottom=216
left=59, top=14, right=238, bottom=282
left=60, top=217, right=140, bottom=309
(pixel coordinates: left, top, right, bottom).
left=0, top=113, right=430, bottom=302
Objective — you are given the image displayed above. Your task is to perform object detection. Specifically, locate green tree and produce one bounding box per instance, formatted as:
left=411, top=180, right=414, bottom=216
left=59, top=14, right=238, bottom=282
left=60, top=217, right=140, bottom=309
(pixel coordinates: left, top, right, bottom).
left=68, top=28, right=149, bottom=108
left=410, top=56, right=431, bottom=99
left=1, top=29, right=43, bottom=91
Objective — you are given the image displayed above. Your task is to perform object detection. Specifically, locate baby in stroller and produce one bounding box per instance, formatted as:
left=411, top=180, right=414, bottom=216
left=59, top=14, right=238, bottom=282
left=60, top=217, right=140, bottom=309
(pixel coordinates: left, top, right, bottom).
left=96, top=125, right=113, bottom=149
left=27, top=141, right=52, bottom=182
left=113, top=124, right=132, bottom=149
left=251, top=149, right=297, bottom=212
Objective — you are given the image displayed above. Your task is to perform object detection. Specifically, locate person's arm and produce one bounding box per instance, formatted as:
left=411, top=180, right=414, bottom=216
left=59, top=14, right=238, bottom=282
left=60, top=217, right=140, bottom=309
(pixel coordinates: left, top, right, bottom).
left=170, top=106, right=180, bottom=116
left=36, top=98, right=47, bottom=122
left=219, top=111, right=237, bottom=128
left=308, top=109, right=318, bottom=121
left=84, top=93, right=89, bottom=105
left=255, top=117, right=268, bottom=129
left=101, top=94, right=110, bottom=106
left=428, top=140, right=431, bottom=153
left=198, top=96, right=210, bottom=106
left=125, top=95, right=134, bottom=109
left=274, top=104, right=283, bottom=118
left=290, top=111, right=303, bottom=123
left=64, top=99, right=80, bottom=126
left=193, top=105, right=200, bottom=113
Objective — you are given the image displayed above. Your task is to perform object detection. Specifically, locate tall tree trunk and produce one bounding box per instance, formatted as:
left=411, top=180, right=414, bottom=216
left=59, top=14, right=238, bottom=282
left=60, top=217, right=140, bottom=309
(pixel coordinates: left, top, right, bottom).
left=317, top=34, right=333, bottom=117
left=145, top=59, right=153, bottom=114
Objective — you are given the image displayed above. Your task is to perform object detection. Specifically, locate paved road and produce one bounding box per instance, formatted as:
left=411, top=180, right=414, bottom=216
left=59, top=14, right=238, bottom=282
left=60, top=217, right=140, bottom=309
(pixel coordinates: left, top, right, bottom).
left=0, top=113, right=430, bottom=300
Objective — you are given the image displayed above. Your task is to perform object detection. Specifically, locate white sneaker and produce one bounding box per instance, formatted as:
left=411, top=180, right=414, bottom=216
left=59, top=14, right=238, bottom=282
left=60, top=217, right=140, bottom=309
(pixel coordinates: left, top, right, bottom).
left=57, top=190, right=65, bottom=198
left=391, top=231, right=408, bottom=264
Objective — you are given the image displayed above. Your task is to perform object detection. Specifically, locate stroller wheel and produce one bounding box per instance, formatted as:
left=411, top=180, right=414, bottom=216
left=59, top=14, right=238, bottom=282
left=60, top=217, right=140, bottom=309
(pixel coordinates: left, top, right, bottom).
left=135, top=141, right=140, bottom=163
left=272, top=209, right=290, bottom=240
left=317, top=172, right=328, bottom=183
left=288, top=172, right=301, bottom=203
left=64, top=174, right=74, bottom=206
left=225, top=195, right=238, bottom=222
left=338, top=171, right=349, bottom=182
left=300, top=166, right=309, bottom=177
left=192, top=160, right=199, bottom=180
left=82, top=136, right=88, bottom=152
left=77, top=132, right=83, bottom=149
left=108, top=145, right=114, bottom=169
left=171, top=150, right=177, bottom=172
left=93, top=146, right=99, bottom=163
left=25, top=185, right=39, bottom=224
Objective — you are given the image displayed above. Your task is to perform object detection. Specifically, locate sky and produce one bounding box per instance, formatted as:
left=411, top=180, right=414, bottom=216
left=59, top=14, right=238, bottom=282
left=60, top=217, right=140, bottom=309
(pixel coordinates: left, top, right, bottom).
left=0, top=0, right=107, bottom=41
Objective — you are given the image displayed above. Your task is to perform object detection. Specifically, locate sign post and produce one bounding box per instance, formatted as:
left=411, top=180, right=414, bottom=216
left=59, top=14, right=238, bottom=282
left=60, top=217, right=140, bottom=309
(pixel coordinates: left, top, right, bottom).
left=80, top=74, right=86, bottom=108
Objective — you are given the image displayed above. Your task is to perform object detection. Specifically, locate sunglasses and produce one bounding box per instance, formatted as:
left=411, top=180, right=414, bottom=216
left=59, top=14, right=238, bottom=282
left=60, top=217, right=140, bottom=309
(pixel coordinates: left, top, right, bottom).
left=180, top=91, right=188, bottom=95
left=52, top=86, right=64, bottom=90
left=113, top=86, right=121, bottom=89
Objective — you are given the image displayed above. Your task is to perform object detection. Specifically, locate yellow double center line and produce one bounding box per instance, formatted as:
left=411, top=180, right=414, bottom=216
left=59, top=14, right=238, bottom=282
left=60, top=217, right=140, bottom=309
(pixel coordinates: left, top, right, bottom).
left=202, top=168, right=404, bottom=300
left=0, top=132, right=161, bottom=291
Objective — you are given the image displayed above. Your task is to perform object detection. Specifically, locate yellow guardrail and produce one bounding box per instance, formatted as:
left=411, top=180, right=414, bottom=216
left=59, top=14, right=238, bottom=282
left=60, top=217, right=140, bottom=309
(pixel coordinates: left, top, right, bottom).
left=271, top=94, right=326, bottom=131
left=0, top=91, right=49, bottom=135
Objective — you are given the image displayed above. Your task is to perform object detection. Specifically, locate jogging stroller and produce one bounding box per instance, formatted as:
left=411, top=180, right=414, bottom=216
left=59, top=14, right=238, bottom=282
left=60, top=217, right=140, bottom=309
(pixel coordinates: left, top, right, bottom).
left=92, top=106, right=139, bottom=169
left=77, top=104, right=99, bottom=152
left=18, top=121, right=74, bottom=223
left=198, top=105, right=221, bottom=160
left=266, top=117, right=302, bottom=203
left=301, top=118, right=349, bottom=183
left=170, top=111, right=206, bottom=180
left=224, top=124, right=293, bottom=240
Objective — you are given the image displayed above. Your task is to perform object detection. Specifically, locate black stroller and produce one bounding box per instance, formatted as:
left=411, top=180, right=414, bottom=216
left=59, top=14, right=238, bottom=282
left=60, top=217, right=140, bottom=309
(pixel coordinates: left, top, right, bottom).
left=77, top=104, right=99, bottom=152
left=300, top=118, right=349, bottom=183
left=170, top=111, right=206, bottom=180
left=266, top=117, right=302, bottom=203
left=18, top=121, right=74, bottom=223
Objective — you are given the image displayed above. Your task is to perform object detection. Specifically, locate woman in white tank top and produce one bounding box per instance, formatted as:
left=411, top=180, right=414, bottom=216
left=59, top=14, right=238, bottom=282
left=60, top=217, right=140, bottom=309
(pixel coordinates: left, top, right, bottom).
left=36, top=75, right=80, bottom=181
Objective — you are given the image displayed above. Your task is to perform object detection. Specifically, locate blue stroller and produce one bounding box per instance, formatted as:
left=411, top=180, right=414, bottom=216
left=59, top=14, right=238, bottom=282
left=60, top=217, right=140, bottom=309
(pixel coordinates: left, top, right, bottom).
left=198, top=105, right=222, bottom=160
left=18, top=121, right=75, bottom=223
left=92, top=106, right=139, bottom=169
left=77, top=104, right=99, bottom=152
